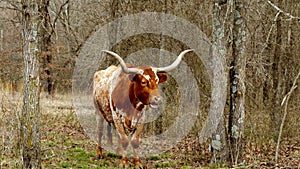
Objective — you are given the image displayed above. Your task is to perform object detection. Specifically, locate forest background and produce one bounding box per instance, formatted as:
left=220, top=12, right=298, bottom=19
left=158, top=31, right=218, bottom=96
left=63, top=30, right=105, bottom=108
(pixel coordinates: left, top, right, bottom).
left=0, top=0, right=299, bottom=168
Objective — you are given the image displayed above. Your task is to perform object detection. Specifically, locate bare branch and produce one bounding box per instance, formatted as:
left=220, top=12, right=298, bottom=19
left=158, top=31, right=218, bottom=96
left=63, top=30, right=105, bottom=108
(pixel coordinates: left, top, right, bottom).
left=50, top=0, right=69, bottom=37
left=268, top=0, right=300, bottom=21
left=258, top=11, right=280, bottom=57
left=0, top=0, right=22, bottom=12
left=275, top=70, right=300, bottom=165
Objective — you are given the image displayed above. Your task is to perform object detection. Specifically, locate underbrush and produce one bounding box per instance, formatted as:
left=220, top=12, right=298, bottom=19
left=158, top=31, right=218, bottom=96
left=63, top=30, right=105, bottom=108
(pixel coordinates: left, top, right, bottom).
left=1, top=92, right=299, bottom=168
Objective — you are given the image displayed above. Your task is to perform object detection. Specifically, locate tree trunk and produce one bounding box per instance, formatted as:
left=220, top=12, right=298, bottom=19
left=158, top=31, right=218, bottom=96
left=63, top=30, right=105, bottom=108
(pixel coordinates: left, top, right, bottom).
left=20, top=0, right=41, bottom=168
left=210, top=0, right=229, bottom=163
left=270, top=0, right=283, bottom=140
left=11, top=80, right=16, bottom=97
left=228, top=0, right=247, bottom=165
left=40, top=0, right=54, bottom=97
left=0, top=29, right=3, bottom=51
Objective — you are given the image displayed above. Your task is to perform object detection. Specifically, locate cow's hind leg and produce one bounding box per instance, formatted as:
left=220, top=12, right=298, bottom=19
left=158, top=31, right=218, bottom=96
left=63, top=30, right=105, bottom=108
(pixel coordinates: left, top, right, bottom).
left=107, top=124, right=113, bottom=145
left=95, top=114, right=104, bottom=160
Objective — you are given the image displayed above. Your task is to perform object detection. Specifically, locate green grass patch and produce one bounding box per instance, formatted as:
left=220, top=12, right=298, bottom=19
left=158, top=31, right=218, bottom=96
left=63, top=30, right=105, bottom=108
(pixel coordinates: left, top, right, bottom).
left=47, top=140, right=57, bottom=147
left=148, top=155, right=161, bottom=161
left=63, top=148, right=94, bottom=161
left=159, top=152, right=175, bottom=158
left=75, top=164, right=89, bottom=169
left=210, top=163, right=228, bottom=169
left=154, top=162, right=169, bottom=168
left=60, top=162, right=70, bottom=168
left=106, top=152, right=120, bottom=159
left=100, top=161, right=110, bottom=167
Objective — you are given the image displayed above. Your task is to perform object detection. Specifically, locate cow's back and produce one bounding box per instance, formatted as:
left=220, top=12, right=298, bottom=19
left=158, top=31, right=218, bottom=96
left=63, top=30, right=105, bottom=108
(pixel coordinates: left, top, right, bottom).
left=93, top=65, right=118, bottom=123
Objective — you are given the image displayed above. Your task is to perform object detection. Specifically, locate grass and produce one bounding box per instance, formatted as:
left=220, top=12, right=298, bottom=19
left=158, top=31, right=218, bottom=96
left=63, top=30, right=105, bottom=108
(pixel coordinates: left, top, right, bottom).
left=1, top=91, right=300, bottom=168
left=154, top=162, right=169, bottom=168
left=181, top=166, right=192, bottom=169
left=148, top=155, right=161, bottom=161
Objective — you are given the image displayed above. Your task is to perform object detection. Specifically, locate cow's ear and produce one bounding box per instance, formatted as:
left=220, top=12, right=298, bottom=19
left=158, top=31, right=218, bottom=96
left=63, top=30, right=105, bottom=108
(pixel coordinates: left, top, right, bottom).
left=157, top=73, right=168, bottom=83
left=129, top=73, right=140, bottom=82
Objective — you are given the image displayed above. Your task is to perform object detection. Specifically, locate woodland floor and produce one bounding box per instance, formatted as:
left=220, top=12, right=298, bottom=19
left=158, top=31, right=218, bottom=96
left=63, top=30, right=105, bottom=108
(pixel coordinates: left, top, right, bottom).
left=1, top=94, right=299, bottom=168
left=40, top=109, right=300, bottom=169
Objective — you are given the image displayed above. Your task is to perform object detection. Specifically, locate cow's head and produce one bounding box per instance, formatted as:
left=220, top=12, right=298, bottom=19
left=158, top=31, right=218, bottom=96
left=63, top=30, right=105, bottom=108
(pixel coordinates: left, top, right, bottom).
left=102, top=49, right=193, bottom=109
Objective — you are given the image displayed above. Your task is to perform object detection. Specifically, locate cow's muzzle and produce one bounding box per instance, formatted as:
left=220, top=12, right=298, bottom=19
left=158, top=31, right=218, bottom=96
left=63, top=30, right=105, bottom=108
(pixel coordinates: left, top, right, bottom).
left=150, top=96, right=161, bottom=109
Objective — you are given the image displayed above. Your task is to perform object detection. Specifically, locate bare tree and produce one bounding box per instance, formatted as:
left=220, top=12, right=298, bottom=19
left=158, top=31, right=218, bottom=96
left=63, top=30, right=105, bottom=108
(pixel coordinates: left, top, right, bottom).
left=270, top=0, right=283, bottom=139
left=276, top=70, right=300, bottom=164
left=228, top=0, right=247, bottom=165
left=39, top=0, right=54, bottom=97
left=0, top=29, right=3, bottom=51
left=19, top=0, right=41, bottom=168
left=210, top=0, right=230, bottom=163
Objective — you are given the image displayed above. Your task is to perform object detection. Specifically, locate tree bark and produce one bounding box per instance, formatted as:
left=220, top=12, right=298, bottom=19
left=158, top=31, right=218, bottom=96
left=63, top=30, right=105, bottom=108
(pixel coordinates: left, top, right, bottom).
left=20, top=0, right=41, bottom=168
left=210, top=0, right=229, bottom=163
left=0, top=29, right=3, bottom=51
left=270, top=0, right=283, bottom=140
left=228, top=0, right=247, bottom=165
left=39, top=0, right=54, bottom=97
left=11, top=80, right=16, bottom=97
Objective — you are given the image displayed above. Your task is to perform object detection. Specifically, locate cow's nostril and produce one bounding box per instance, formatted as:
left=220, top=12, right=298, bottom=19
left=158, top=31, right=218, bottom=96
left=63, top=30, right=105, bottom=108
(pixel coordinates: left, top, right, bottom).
left=150, top=97, right=161, bottom=109
left=154, top=96, right=161, bottom=102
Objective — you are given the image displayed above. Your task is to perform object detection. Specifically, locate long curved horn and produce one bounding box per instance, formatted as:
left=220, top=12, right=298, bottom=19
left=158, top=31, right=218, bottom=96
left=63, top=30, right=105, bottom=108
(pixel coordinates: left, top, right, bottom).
left=154, top=49, right=194, bottom=72
left=102, top=50, right=143, bottom=74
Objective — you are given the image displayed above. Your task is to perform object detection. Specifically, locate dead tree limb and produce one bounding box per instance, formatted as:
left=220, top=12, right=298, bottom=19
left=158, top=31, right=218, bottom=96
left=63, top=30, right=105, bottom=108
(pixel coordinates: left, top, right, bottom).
left=275, top=70, right=300, bottom=165
left=268, top=1, right=300, bottom=21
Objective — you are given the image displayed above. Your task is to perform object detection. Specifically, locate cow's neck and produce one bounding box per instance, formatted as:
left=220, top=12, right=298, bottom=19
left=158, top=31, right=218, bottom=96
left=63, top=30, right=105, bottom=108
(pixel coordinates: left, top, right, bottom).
left=129, top=83, right=145, bottom=112
left=111, top=77, right=145, bottom=130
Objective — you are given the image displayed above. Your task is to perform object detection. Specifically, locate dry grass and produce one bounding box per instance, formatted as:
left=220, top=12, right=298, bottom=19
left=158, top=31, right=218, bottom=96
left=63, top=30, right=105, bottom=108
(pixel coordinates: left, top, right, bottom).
left=0, top=91, right=299, bottom=168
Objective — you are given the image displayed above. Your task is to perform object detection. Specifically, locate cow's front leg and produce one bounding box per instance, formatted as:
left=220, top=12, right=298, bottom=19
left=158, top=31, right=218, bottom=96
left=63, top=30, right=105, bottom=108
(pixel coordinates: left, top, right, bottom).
left=119, top=136, right=129, bottom=168
left=114, top=118, right=129, bottom=168
left=131, top=122, right=145, bottom=169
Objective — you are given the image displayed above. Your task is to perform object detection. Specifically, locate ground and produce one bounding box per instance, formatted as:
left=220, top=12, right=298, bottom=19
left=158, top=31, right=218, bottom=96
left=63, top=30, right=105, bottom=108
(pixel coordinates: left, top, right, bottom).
left=0, top=93, right=299, bottom=168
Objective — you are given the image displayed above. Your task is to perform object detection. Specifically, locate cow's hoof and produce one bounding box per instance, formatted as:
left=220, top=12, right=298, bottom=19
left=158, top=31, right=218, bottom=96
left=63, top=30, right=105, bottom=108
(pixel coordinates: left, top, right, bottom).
left=119, top=163, right=129, bottom=168
left=95, top=146, right=103, bottom=160
left=134, top=158, right=144, bottom=169
left=134, top=164, right=145, bottom=169
left=92, top=155, right=103, bottom=161
left=119, top=157, right=129, bottom=168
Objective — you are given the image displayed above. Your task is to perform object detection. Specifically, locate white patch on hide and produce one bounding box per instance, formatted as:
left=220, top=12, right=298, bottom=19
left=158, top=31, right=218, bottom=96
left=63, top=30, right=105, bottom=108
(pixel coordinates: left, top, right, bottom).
left=151, top=67, right=159, bottom=84
left=143, top=74, right=151, bottom=81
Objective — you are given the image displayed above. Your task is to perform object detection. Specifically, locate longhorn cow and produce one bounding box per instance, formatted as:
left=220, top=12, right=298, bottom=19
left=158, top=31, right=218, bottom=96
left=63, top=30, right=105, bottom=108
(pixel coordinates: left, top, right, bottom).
left=93, top=49, right=193, bottom=168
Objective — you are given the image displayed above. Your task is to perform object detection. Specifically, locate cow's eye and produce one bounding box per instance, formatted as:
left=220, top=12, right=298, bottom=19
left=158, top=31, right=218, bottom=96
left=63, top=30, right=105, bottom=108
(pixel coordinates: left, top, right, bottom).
left=141, top=81, right=147, bottom=86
